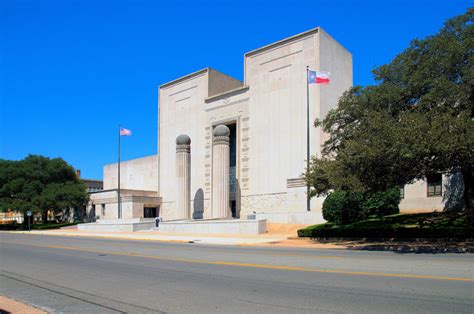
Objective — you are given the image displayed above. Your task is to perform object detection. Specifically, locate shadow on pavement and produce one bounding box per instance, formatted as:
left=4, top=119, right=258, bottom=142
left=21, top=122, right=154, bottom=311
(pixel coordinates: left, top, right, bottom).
left=312, top=238, right=474, bottom=254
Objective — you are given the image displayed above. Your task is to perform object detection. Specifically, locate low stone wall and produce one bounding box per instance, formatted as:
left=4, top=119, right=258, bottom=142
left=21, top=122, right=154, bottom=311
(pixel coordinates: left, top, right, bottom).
left=78, top=218, right=156, bottom=232
left=254, top=212, right=325, bottom=225
left=158, top=219, right=267, bottom=235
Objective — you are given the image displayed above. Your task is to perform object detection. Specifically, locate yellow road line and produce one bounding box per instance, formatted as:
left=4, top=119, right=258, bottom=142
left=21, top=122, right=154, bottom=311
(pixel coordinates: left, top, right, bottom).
left=266, top=252, right=343, bottom=259
left=3, top=241, right=473, bottom=282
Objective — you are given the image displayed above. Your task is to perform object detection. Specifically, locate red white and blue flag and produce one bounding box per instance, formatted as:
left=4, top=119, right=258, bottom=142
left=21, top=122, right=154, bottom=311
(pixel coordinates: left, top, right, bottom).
left=308, top=70, right=330, bottom=84
left=120, top=127, right=132, bottom=136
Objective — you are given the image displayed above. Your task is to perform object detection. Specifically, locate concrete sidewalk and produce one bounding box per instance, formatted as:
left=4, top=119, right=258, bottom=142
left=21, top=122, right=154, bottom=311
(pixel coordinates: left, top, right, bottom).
left=4, top=229, right=288, bottom=245
left=4, top=229, right=471, bottom=252
left=0, top=295, right=47, bottom=314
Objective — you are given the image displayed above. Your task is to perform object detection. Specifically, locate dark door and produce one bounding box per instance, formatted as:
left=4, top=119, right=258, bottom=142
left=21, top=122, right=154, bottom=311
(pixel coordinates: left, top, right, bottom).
left=144, top=207, right=157, bottom=218
left=231, top=201, right=237, bottom=218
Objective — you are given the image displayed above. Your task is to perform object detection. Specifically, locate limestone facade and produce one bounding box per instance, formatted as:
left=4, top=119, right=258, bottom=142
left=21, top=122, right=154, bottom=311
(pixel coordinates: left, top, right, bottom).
left=157, top=27, right=352, bottom=222
left=104, top=155, right=158, bottom=191
left=91, top=27, right=457, bottom=223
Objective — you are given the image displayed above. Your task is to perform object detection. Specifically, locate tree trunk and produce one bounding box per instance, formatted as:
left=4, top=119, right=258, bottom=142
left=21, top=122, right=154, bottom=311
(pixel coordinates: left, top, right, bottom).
left=23, top=212, right=28, bottom=230
left=42, top=210, right=48, bottom=224
left=461, top=164, right=473, bottom=223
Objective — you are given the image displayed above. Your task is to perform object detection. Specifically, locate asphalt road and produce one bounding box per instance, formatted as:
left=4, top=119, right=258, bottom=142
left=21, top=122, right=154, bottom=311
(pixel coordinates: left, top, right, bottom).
left=1, top=233, right=473, bottom=313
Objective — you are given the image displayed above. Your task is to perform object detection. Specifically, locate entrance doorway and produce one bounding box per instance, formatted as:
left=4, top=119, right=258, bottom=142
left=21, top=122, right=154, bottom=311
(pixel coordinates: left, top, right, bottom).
left=228, top=123, right=238, bottom=218
left=231, top=200, right=237, bottom=218
left=143, top=207, right=157, bottom=218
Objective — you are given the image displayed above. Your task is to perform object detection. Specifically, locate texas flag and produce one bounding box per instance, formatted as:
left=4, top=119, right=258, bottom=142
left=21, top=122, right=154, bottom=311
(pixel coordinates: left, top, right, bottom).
left=120, top=127, right=132, bottom=136
left=308, top=70, right=330, bottom=84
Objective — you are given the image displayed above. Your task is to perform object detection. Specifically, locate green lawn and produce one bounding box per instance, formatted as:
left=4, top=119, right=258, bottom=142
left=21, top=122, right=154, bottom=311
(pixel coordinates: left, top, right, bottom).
left=298, top=212, right=473, bottom=239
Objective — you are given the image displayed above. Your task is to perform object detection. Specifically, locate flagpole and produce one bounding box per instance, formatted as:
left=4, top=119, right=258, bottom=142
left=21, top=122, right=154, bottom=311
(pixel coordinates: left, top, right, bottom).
left=118, top=124, right=121, bottom=219
left=306, top=66, right=311, bottom=212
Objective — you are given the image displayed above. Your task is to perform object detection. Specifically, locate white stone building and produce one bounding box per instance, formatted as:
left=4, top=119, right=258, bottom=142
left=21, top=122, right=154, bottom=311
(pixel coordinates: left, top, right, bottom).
left=89, top=27, right=453, bottom=224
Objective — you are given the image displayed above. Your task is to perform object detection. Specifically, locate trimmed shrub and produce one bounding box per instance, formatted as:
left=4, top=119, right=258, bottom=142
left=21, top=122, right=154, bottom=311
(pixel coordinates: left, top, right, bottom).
left=322, top=188, right=401, bottom=225
left=322, top=191, right=364, bottom=225
left=361, top=187, right=401, bottom=217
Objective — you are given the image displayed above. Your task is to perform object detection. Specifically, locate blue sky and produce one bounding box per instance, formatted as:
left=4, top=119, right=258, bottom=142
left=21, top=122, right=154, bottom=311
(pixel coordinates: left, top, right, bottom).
left=0, top=1, right=470, bottom=179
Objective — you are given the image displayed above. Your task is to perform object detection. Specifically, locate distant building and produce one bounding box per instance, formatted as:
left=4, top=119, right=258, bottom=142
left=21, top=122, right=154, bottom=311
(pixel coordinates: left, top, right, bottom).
left=0, top=211, right=23, bottom=223
left=76, top=170, right=103, bottom=193
left=74, top=170, right=103, bottom=222
left=83, top=179, right=104, bottom=193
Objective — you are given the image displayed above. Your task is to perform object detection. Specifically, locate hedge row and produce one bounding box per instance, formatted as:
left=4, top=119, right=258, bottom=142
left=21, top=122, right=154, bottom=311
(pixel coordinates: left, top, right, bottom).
left=0, top=222, right=19, bottom=230
left=0, top=222, right=79, bottom=231
left=33, top=222, right=78, bottom=230
left=298, top=225, right=474, bottom=239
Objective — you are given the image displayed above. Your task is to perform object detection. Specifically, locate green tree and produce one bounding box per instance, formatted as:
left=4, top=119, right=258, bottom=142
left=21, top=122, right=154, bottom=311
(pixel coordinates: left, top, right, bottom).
left=306, top=9, right=474, bottom=213
left=0, top=155, right=88, bottom=224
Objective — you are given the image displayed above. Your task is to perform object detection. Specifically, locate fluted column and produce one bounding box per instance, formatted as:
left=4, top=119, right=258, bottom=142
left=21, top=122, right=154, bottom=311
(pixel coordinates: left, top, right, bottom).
left=176, top=134, right=191, bottom=220
left=212, top=125, right=231, bottom=219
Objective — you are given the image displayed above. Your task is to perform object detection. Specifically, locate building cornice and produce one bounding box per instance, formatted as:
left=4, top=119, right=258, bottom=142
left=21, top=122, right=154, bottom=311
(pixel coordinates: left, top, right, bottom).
left=103, top=154, right=158, bottom=167
left=81, top=179, right=103, bottom=183
left=204, top=85, right=249, bottom=103
left=244, top=27, right=320, bottom=58
left=90, top=195, right=162, bottom=205
left=159, top=68, right=209, bottom=89
left=88, top=188, right=158, bottom=195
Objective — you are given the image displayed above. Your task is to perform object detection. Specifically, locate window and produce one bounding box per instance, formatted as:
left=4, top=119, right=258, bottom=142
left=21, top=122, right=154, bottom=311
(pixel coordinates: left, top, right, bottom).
left=427, top=174, right=442, bottom=197
left=101, top=204, right=106, bottom=216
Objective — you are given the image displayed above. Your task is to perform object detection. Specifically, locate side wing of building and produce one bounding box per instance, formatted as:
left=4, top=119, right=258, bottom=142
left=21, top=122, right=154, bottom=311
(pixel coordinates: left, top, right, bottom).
left=89, top=155, right=160, bottom=220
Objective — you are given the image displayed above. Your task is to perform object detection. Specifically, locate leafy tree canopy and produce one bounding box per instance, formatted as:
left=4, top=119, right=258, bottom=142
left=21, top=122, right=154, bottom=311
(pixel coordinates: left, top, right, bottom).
left=306, top=9, right=474, bottom=210
left=0, top=155, right=88, bottom=218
